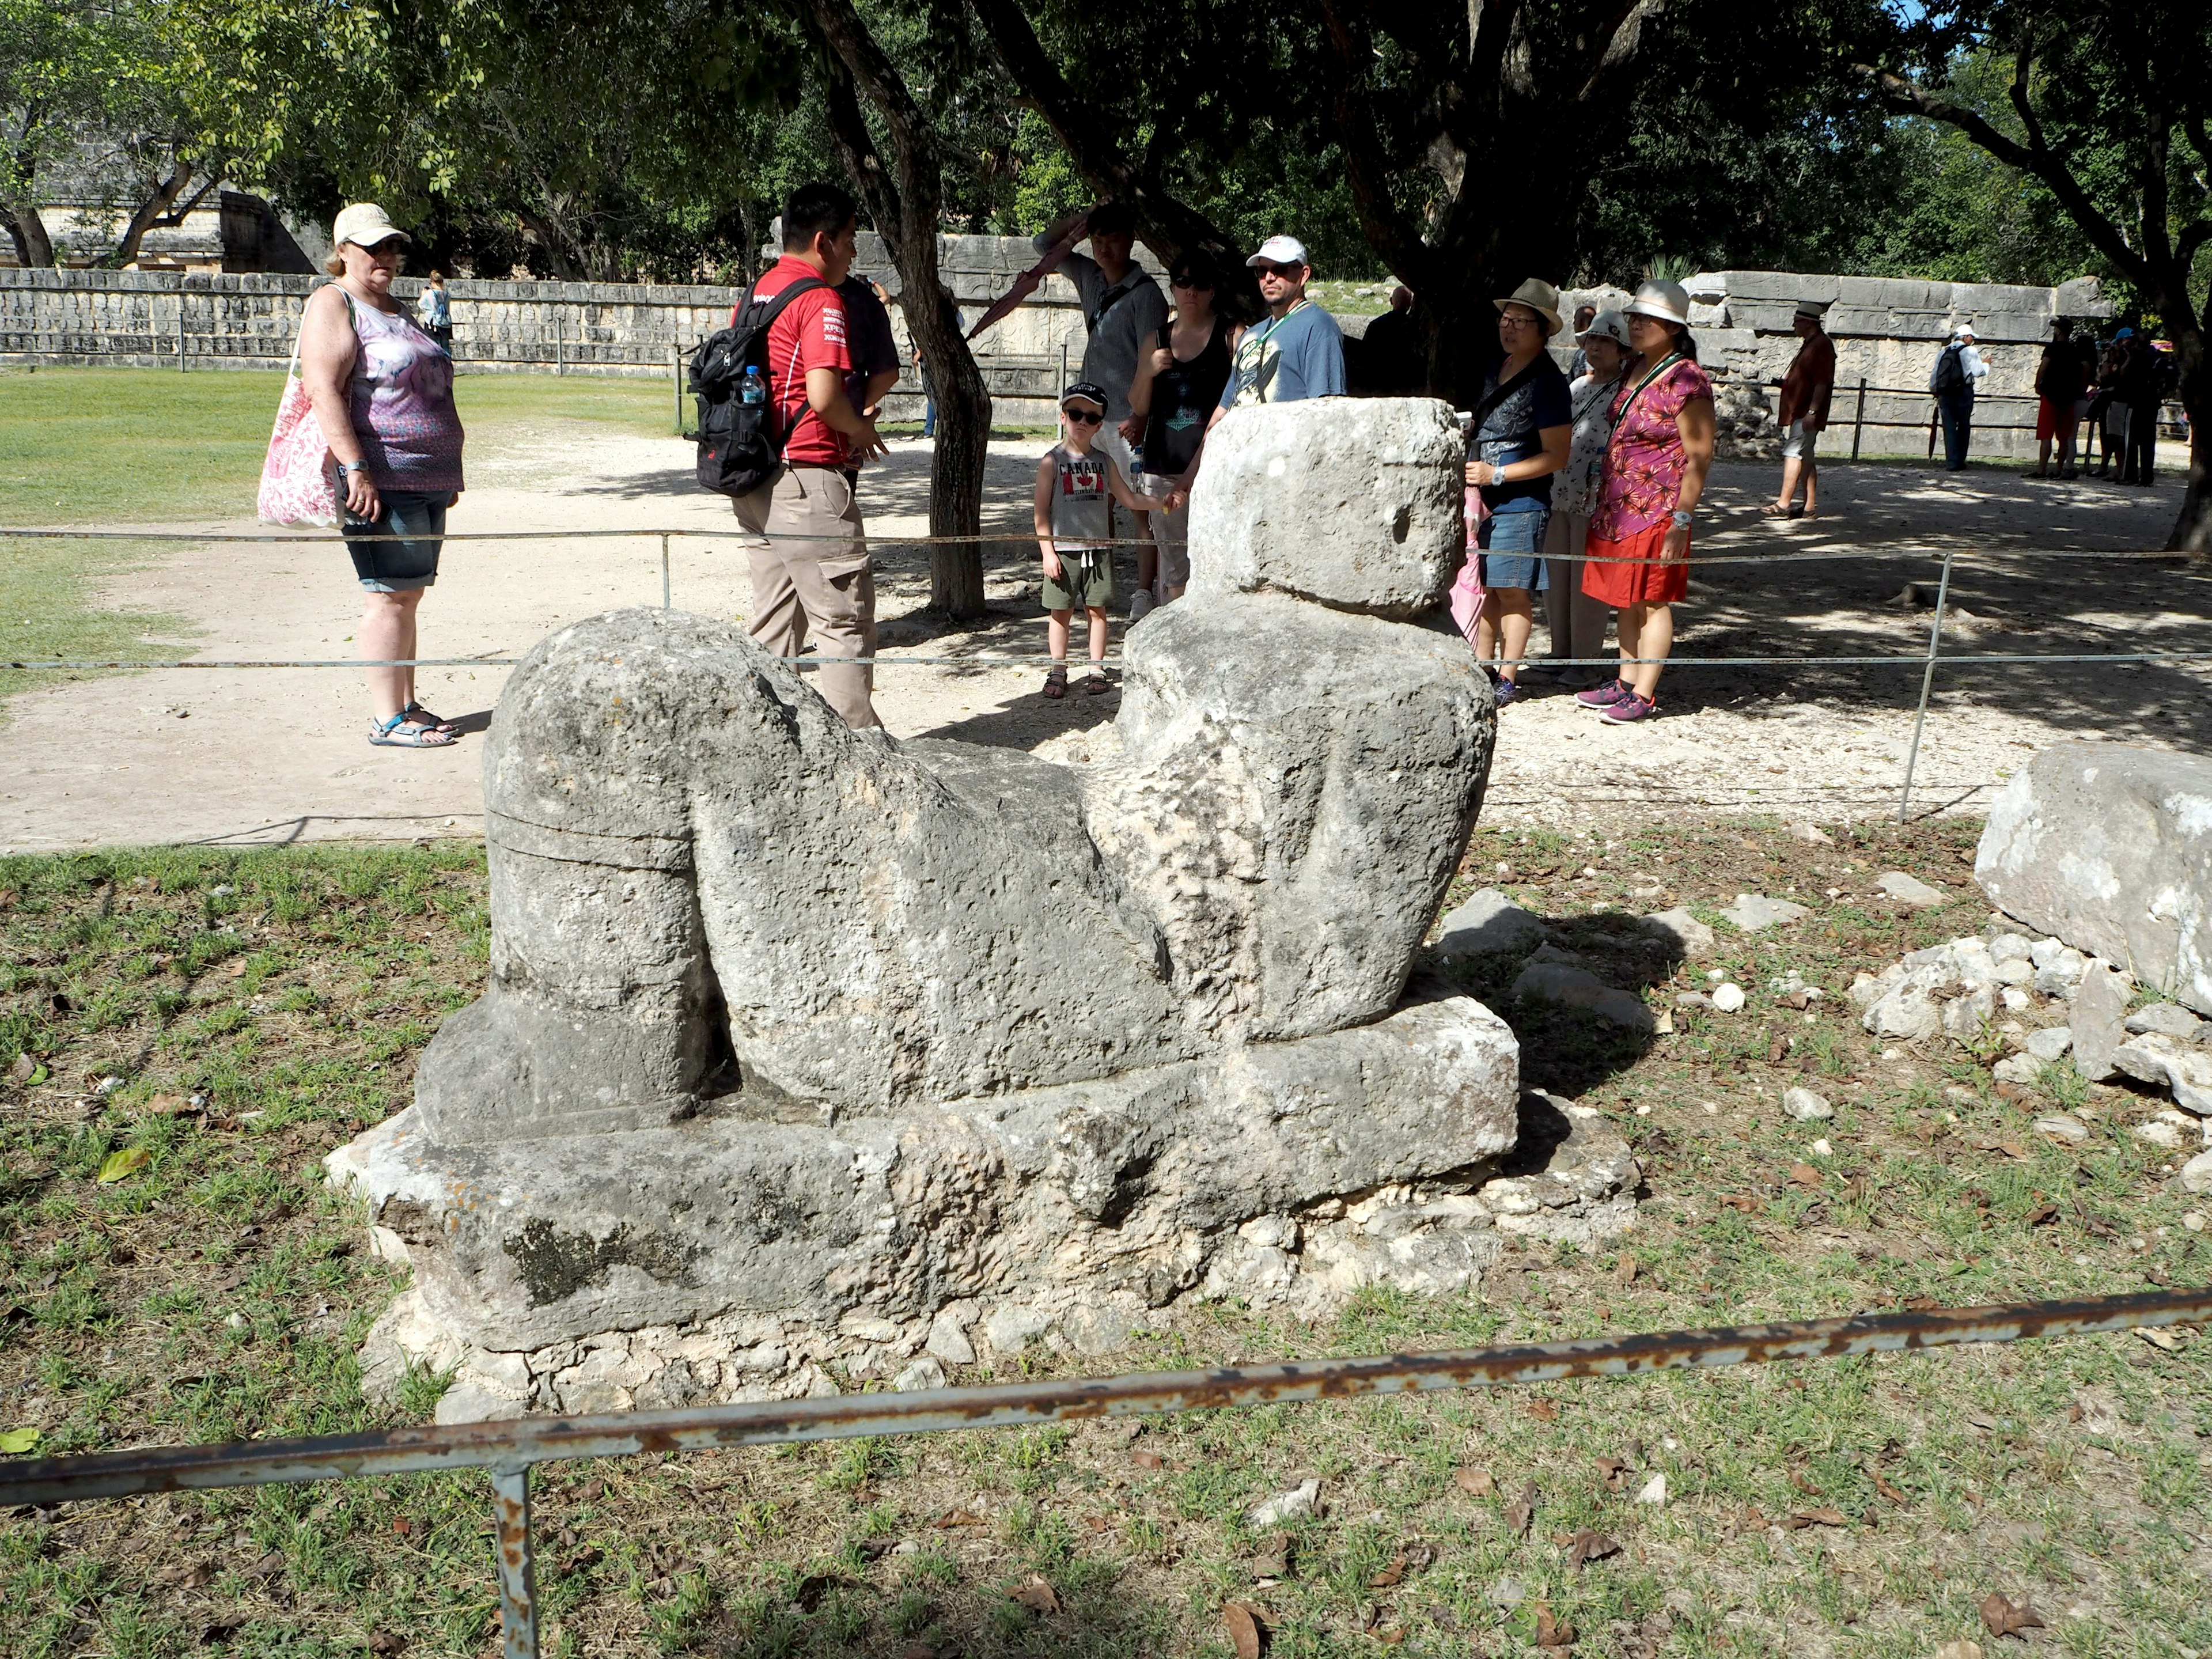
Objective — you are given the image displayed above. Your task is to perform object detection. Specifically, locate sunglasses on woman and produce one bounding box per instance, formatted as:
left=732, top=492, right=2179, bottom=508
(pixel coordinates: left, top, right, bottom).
left=1171, top=275, right=1213, bottom=290
left=1063, top=408, right=1104, bottom=425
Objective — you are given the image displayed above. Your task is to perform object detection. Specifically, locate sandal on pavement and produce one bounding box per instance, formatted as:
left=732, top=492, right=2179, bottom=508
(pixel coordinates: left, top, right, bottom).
left=1760, top=502, right=1791, bottom=518
left=402, top=699, right=459, bottom=734
left=1787, top=504, right=1806, bottom=519
left=369, top=711, right=457, bottom=748
left=1081, top=672, right=1110, bottom=696
left=1041, top=666, right=1069, bottom=700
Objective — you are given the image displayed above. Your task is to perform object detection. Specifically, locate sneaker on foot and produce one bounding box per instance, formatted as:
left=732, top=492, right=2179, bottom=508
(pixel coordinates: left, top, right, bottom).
left=1494, top=677, right=1521, bottom=707
left=1128, top=589, right=1155, bottom=623
left=1601, top=691, right=1657, bottom=724
left=1574, top=677, right=1630, bottom=709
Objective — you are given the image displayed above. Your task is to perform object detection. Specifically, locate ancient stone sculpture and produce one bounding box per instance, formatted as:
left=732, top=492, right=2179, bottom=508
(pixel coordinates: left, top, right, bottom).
left=333, top=400, right=1628, bottom=1419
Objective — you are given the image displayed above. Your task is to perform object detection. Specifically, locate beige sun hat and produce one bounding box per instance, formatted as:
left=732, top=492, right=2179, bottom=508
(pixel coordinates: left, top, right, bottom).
left=1623, top=278, right=1691, bottom=327
left=1494, top=277, right=1564, bottom=336
left=332, top=203, right=410, bottom=249
left=1578, top=308, right=1631, bottom=347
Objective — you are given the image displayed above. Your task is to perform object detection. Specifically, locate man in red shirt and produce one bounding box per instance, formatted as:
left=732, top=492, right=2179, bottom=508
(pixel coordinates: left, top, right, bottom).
left=1766, top=299, right=1836, bottom=520
left=734, top=184, right=888, bottom=728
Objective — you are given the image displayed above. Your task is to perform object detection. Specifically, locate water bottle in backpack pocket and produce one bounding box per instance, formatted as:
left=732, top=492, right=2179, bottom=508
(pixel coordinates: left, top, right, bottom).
left=688, top=276, right=824, bottom=497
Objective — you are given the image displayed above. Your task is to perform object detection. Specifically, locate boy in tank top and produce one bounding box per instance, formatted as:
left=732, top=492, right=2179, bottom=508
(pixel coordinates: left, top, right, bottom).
left=1032, top=382, right=1152, bottom=698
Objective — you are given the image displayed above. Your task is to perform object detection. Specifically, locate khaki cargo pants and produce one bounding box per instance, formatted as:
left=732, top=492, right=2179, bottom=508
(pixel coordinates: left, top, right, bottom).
left=734, top=464, right=880, bottom=728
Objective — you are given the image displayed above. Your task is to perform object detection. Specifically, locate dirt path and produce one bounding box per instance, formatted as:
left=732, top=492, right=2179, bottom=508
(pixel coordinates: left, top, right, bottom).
left=2, top=427, right=2205, bottom=850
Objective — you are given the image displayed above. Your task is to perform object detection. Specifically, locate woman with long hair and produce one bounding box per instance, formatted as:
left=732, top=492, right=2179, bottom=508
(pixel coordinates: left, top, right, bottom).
left=1573, top=278, right=1714, bottom=725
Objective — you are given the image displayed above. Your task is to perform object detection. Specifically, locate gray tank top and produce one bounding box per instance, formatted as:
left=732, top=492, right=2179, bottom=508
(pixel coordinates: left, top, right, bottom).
left=1047, top=443, right=1119, bottom=554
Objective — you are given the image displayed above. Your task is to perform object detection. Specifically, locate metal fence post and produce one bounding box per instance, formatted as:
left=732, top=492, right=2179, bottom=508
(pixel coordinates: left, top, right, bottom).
left=661, top=532, right=672, bottom=609
left=555, top=308, right=563, bottom=377
left=177, top=293, right=187, bottom=373
left=490, top=1465, right=540, bottom=1659
left=1850, top=377, right=1867, bottom=461
left=1896, top=547, right=1956, bottom=823
left=672, top=344, right=683, bottom=434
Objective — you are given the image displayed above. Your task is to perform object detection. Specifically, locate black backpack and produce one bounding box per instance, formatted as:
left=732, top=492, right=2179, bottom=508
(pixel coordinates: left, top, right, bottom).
left=690, top=276, right=825, bottom=497
left=1929, top=342, right=1967, bottom=395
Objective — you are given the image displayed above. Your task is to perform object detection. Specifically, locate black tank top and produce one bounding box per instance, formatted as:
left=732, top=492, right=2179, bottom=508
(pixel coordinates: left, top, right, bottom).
left=1144, top=317, right=1233, bottom=475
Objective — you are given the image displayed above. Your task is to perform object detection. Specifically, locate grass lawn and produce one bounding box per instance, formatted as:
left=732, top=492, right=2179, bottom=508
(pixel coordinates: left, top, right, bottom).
left=0, top=368, right=676, bottom=709
left=2, top=817, right=2206, bottom=1658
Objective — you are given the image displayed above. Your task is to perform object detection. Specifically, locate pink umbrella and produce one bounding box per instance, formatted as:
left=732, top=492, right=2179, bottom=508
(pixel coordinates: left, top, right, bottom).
left=965, top=214, right=1090, bottom=342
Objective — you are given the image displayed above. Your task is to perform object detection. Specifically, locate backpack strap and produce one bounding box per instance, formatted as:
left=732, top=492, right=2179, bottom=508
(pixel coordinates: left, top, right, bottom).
left=1086, top=271, right=1147, bottom=334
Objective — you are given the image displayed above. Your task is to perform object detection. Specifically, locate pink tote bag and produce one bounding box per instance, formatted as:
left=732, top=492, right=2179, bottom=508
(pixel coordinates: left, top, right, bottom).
left=257, top=310, right=340, bottom=527
left=1448, top=484, right=1487, bottom=643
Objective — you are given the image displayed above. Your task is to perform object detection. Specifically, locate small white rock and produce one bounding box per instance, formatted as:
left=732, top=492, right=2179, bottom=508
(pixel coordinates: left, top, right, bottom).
left=2001, top=987, right=2031, bottom=1011
left=1991, top=1053, right=2043, bottom=1086
left=1635, top=1472, right=1668, bottom=1505
left=2033, top=1114, right=2090, bottom=1144
left=1246, top=1478, right=1321, bottom=1527
left=2181, top=1152, right=2212, bottom=1195
left=1711, top=983, right=1746, bottom=1014
left=2133, top=1121, right=2186, bottom=1149
left=1876, top=871, right=1950, bottom=909
left=1782, top=1086, right=1833, bottom=1122
left=892, top=1356, right=948, bottom=1393
left=2181, top=1210, right=2206, bottom=1233
left=1809, top=1138, right=1833, bottom=1157
left=2025, top=1026, right=2073, bottom=1062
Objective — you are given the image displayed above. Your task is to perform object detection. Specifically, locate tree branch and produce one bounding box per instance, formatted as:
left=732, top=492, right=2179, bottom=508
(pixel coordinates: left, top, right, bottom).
left=1315, top=0, right=1438, bottom=291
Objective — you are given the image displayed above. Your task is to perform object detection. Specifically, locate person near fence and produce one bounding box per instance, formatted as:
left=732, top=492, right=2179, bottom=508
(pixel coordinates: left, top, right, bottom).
left=299, top=203, right=467, bottom=749
left=1161, top=234, right=1346, bottom=512
left=839, top=275, right=902, bottom=429
left=421, top=272, right=453, bottom=349
left=2119, top=334, right=2172, bottom=486
left=1033, top=382, right=1153, bottom=699
left=1566, top=302, right=1599, bottom=379
left=1357, top=285, right=1425, bottom=395
left=1127, top=252, right=1234, bottom=612
left=1765, top=300, right=1834, bottom=518
left=2031, top=316, right=2086, bottom=479
left=2085, top=329, right=2130, bottom=478
left=1574, top=278, right=1714, bottom=725
left=1463, top=278, right=1571, bottom=706
left=1929, top=323, right=1988, bottom=471
left=1541, top=308, right=1631, bottom=689
left=730, top=183, right=889, bottom=730
left=1034, top=203, right=1169, bottom=478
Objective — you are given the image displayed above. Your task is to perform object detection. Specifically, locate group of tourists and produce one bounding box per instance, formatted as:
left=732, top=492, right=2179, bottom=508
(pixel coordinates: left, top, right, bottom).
left=2035, top=319, right=2174, bottom=484
left=292, top=186, right=1741, bottom=744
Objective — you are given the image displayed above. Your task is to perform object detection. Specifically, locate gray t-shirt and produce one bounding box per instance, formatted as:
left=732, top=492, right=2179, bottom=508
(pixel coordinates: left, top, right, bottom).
left=1037, top=234, right=1169, bottom=423
left=1046, top=442, right=1124, bottom=554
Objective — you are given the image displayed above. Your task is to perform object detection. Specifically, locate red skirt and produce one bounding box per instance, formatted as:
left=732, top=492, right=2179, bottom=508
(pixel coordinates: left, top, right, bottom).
left=1581, top=520, right=1689, bottom=606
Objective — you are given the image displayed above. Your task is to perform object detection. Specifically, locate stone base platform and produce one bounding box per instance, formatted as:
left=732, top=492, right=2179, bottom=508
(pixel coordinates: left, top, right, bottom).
left=327, top=990, right=1638, bottom=1422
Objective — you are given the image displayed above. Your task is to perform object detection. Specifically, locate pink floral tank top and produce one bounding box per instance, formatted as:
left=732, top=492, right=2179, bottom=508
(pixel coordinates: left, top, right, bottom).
left=1590, top=356, right=1711, bottom=543
left=345, top=294, right=465, bottom=493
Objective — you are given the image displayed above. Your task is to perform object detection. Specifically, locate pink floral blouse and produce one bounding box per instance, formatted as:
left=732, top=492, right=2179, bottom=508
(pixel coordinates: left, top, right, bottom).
left=1591, top=357, right=1713, bottom=542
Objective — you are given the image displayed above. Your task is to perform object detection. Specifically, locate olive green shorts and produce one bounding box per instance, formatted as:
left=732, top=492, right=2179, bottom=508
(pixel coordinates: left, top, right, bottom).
left=1042, top=551, right=1114, bottom=612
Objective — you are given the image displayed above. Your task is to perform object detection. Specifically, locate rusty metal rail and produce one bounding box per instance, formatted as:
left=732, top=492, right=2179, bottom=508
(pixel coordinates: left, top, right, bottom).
left=3, top=1286, right=2206, bottom=1657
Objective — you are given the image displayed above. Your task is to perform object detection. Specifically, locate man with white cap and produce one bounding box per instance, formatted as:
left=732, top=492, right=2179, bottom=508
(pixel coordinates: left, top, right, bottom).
left=1161, top=234, right=1344, bottom=512
left=1766, top=299, right=1836, bottom=518
left=1928, top=321, right=1989, bottom=471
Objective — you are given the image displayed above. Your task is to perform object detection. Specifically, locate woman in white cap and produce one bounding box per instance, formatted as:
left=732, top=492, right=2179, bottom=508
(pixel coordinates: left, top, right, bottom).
left=1542, top=308, right=1631, bottom=688
left=1573, top=278, right=1714, bottom=724
left=1463, top=277, right=1571, bottom=706
left=298, top=203, right=467, bottom=748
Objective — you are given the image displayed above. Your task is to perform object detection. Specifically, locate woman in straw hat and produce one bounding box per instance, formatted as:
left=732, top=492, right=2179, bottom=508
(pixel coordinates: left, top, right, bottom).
left=298, top=202, right=467, bottom=748
left=1462, top=277, right=1571, bottom=706
left=1572, top=278, right=1714, bottom=724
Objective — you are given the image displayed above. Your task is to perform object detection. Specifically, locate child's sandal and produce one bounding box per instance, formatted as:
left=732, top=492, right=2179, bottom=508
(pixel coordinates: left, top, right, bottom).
left=1081, top=673, right=1109, bottom=695
left=1041, top=666, right=1069, bottom=700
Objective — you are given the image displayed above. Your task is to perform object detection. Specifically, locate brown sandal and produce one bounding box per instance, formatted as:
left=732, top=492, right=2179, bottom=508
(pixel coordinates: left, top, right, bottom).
left=1081, top=673, right=1110, bottom=696
left=1041, top=666, right=1068, bottom=700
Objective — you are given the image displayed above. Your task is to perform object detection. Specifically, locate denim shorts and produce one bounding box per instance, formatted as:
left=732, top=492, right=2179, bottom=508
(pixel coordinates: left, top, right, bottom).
left=344, top=489, right=448, bottom=592
left=1478, top=506, right=1550, bottom=592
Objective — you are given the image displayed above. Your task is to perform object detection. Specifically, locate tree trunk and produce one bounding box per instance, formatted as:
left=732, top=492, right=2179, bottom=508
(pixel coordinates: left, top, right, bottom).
left=2, top=200, right=55, bottom=268
left=2166, top=331, right=2209, bottom=552
left=113, top=164, right=218, bottom=268
left=811, top=0, right=990, bottom=617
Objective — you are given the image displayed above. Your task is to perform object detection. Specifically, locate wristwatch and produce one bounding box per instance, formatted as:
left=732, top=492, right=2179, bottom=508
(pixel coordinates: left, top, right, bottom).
left=1670, top=509, right=1693, bottom=527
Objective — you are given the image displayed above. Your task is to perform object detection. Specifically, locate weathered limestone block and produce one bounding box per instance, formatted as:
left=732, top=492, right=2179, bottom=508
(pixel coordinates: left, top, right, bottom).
left=336, top=397, right=1552, bottom=1411
left=1976, top=744, right=2212, bottom=1016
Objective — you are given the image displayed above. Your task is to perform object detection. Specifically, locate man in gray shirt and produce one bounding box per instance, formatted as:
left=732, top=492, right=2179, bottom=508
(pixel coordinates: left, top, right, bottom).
left=1034, top=201, right=1168, bottom=614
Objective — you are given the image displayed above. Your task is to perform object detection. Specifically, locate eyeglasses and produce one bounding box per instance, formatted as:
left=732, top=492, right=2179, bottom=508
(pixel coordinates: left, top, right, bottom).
left=1255, top=264, right=1305, bottom=279
left=358, top=238, right=406, bottom=256
left=1498, top=311, right=1541, bottom=328
left=1063, top=408, right=1104, bottom=425
left=1171, top=275, right=1213, bottom=290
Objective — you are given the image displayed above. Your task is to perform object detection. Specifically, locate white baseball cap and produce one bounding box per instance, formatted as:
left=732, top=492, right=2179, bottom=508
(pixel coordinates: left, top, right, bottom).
left=1246, top=235, right=1310, bottom=270
left=1578, top=309, right=1631, bottom=347
left=333, top=203, right=410, bottom=249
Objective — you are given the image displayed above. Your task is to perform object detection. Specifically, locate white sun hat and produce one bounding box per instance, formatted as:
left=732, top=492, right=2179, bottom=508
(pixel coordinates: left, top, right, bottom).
left=332, top=203, right=410, bottom=249
left=1623, top=278, right=1691, bottom=326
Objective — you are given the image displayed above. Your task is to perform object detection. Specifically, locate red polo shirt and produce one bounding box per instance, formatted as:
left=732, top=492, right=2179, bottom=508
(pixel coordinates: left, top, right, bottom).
left=738, top=256, right=854, bottom=468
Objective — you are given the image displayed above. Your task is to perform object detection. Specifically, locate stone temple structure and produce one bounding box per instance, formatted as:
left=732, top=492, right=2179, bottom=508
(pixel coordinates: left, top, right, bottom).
left=330, top=400, right=1637, bottom=1421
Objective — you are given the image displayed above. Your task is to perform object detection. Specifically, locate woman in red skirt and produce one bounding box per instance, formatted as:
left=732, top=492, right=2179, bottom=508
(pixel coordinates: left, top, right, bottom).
left=1574, top=278, right=1717, bottom=724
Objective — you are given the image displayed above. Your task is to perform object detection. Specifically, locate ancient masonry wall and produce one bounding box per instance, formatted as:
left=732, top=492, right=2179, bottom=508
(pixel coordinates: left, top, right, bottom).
left=1, top=252, right=2109, bottom=451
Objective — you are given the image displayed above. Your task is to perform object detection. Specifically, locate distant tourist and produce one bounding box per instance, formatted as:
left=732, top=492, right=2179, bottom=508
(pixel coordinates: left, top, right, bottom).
left=1464, top=279, right=1571, bottom=706
left=1161, top=234, right=1346, bottom=511
left=1543, top=309, right=1631, bottom=688
left=421, top=271, right=453, bottom=349
left=1358, top=285, right=1425, bottom=395
left=1566, top=302, right=1599, bottom=378
left=1033, top=203, right=1168, bottom=482
left=2119, top=332, right=2172, bottom=485
left=2086, top=328, right=2132, bottom=479
left=840, top=274, right=902, bottom=432
left=1127, top=252, right=1233, bottom=612
left=299, top=204, right=466, bottom=749
left=1765, top=300, right=1834, bottom=518
left=730, top=183, right=888, bottom=730
left=1033, top=382, right=1153, bottom=699
left=1929, top=322, right=1988, bottom=471
left=2031, top=317, right=2086, bottom=479
left=1575, top=278, right=1715, bottom=725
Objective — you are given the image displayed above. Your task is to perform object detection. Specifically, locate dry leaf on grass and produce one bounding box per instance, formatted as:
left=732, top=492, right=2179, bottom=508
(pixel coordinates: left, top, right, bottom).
left=1251, top=1532, right=1292, bottom=1579
left=1527, top=1399, right=1559, bottom=1422
left=1504, top=1482, right=1538, bottom=1536
left=366, top=1634, right=404, bottom=1657
left=933, top=1508, right=986, bottom=1529
left=1979, top=1592, right=2044, bottom=1638
left=1535, top=1604, right=1575, bottom=1648
left=1368, top=1555, right=1405, bottom=1588
left=1613, top=1253, right=1638, bottom=1286
left=1866, top=1466, right=1908, bottom=1505
left=1222, top=1600, right=1266, bottom=1659
left=157, top=1560, right=214, bottom=1589
left=1787, top=1162, right=1823, bottom=1187
left=1933, top=1642, right=1984, bottom=1659
left=1596, top=1455, right=1627, bottom=1491
left=898, top=1645, right=939, bottom=1659
left=146, top=1093, right=189, bottom=1115
left=1007, top=1574, right=1059, bottom=1615
left=1787, top=1470, right=1824, bottom=1497
left=1453, top=1466, right=1494, bottom=1497
left=1565, top=1528, right=1622, bottom=1570
left=1721, top=1194, right=1760, bottom=1213
left=1786, top=1508, right=1849, bottom=1529
left=1129, top=1449, right=1166, bottom=1469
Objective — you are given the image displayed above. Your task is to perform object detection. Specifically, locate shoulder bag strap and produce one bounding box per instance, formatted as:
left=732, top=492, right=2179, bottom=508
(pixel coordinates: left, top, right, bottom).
left=1468, top=356, right=1546, bottom=434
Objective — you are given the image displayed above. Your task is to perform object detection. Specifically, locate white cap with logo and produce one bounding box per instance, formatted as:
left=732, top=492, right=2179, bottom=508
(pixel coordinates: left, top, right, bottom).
left=332, top=203, right=410, bottom=249
left=1246, top=234, right=1310, bottom=269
